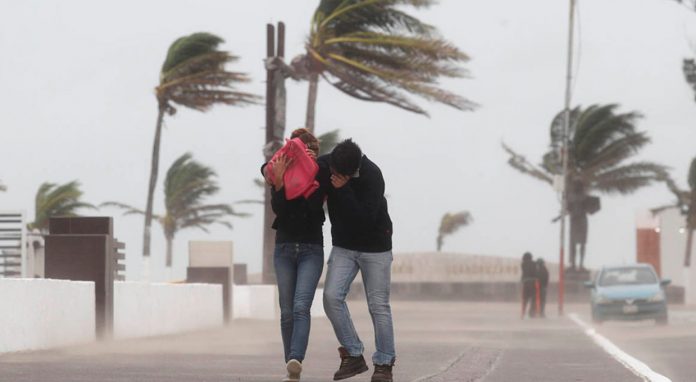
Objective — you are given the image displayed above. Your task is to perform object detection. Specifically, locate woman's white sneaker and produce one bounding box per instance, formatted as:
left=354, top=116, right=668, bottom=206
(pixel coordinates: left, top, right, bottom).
left=282, top=359, right=302, bottom=382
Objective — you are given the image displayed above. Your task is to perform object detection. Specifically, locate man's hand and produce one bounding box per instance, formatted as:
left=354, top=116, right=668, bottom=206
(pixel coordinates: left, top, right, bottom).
left=272, top=154, right=292, bottom=191
left=331, top=174, right=350, bottom=189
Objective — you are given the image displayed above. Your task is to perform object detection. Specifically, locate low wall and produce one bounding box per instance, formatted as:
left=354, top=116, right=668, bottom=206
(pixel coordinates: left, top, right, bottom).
left=114, top=282, right=223, bottom=339
left=0, top=279, right=95, bottom=353
left=346, top=282, right=685, bottom=304
left=233, top=285, right=325, bottom=320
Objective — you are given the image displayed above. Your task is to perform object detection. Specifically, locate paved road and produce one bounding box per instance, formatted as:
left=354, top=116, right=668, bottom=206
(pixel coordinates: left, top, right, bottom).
left=573, top=305, right=696, bottom=382
left=2, top=301, right=688, bottom=382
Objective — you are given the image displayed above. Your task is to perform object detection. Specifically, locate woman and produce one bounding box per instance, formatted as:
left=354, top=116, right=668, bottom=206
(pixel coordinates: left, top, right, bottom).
left=264, top=128, right=328, bottom=382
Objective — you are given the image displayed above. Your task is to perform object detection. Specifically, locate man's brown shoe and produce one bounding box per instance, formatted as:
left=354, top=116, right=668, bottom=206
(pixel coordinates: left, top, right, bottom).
left=371, top=364, right=393, bottom=382
left=333, top=347, right=369, bottom=381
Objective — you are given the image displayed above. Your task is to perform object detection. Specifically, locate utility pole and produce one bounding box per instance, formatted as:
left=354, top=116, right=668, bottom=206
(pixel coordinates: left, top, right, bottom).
left=262, top=22, right=286, bottom=284
left=558, top=0, right=576, bottom=316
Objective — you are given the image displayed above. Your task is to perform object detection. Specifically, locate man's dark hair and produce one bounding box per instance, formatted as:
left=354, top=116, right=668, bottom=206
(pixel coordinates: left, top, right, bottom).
left=330, top=139, right=362, bottom=176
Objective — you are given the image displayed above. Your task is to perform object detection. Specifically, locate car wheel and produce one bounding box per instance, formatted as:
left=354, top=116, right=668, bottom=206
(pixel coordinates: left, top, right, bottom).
left=656, top=316, right=668, bottom=326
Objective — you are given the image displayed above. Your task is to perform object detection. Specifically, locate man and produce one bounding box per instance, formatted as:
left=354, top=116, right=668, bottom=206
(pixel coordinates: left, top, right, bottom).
left=319, top=139, right=396, bottom=382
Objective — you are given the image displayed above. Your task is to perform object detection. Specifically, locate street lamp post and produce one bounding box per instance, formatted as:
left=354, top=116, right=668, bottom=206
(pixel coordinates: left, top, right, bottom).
left=558, top=0, right=576, bottom=316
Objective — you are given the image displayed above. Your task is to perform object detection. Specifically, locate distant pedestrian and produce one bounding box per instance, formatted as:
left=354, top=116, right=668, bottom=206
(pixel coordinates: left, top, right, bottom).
left=520, top=252, right=538, bottom=319
left=536, top=259, right=549, bottom=318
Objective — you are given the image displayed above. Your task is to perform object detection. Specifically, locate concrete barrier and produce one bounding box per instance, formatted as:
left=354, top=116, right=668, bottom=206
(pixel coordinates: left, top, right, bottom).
left=233, top=285, right=325, bottom=320
left=114, top=282, right=223, bottom=339
left=0, top=279, right=95, bottom=353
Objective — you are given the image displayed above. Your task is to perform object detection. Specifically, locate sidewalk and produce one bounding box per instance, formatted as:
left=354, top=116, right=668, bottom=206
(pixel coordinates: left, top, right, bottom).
left=0, top=302, right=640, bottom=382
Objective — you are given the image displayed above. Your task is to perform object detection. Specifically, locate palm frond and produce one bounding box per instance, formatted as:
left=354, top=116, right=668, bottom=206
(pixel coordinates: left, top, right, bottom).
left=590, top=162, right=667, bottom=195
left=162, top=153, right=244, bottom=239
left=438, top=211, right=473, bottom=236
left=30, top=181, right=96, bottom=231
left=156, top=32, right=260, bottom=113
left=318, top=129, right=341, bottom=155
left=161, top=33, right=224, bottom=76
left=308, top=0, right=474, bottom=114
left=502, top=143, right=553, bottom=184
left=99, top=201, right=149, bottom=217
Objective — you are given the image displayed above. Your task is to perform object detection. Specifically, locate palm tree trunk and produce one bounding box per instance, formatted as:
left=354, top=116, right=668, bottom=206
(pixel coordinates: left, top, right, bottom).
left=305, top=72, right=319, bottom=133
left=436, top=235, right=443, bottom=252
left=143, top=106, right=165, bottom=277
left=165, top=235, right=173, bottom=268
left=686, top=227, right=694, bottom=267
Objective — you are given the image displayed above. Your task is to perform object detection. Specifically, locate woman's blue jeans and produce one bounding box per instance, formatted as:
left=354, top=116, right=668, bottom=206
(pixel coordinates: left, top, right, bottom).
left=274, top=243, right=324, bottom=362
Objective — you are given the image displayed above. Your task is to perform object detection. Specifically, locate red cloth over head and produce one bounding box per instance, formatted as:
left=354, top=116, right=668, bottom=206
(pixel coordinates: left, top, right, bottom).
left=265, top=138, right=320, bottom=200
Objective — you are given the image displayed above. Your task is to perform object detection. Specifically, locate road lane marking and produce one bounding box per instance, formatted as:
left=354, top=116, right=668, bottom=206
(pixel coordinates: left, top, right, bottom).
left=568, top=313, right=672, bottom=382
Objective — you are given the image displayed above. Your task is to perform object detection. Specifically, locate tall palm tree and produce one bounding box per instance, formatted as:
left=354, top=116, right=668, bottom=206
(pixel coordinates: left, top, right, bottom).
left=436, top=211, right=472, bottom=252
left=654, top=158, right=696, bottom=266
left=107, top=154, right=245, bottom=268
left=29, top=181, right=96, bottom=233
left=503, top=104, right=667, bottom=270
left=286, top=0, right=475, bottom=132
left=142, top=33, right=258, bottom=272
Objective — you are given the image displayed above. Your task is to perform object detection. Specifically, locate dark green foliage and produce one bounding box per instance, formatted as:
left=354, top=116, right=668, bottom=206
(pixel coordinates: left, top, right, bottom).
left=503, top=104, right=666, bottom=255
left=157, top=32, right=259, bottom=114
left=105, top=154, right=245, bottom=266
left=436, top=211, right=472, bottom=252
left=307, top=0, right=475, bottom=115
left=30, top=181, right=96, bottom=232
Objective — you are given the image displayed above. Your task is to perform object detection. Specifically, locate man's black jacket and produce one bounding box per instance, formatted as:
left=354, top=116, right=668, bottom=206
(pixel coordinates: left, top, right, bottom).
left=318, top=154, right=393, bottom=253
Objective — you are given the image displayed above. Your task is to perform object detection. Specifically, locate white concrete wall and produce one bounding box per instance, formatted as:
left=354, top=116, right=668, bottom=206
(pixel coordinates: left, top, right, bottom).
left=0, top=279, right=95, bottom=353
left=114, top=281, right=223, bottom=339
left=233, top=285, right=325, bottom=320
left=657, top=208, right=696, bottom=304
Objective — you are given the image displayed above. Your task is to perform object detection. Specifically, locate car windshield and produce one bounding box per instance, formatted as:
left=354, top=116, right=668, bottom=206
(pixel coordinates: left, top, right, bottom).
left=598, top=267, right=657, bottom=287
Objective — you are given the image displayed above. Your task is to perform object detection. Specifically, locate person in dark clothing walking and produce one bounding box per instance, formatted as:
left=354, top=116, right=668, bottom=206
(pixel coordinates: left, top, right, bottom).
left=319, top=139, right=396, bottom=382
left=521, top=252, right=538, bottom=319
left=263, top=128, right=329, bottom=382
left=536, top=259, right=549, bottom=318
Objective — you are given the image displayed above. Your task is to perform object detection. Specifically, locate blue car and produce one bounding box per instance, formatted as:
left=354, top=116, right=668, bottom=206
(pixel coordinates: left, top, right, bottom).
left=585, top=264, right=670, bottom=325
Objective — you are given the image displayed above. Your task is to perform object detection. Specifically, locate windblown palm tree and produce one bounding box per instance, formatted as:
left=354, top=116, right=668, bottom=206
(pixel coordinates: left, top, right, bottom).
left=654, top=158, right=696, bottom=266
left=318, top=129, right=341, bottom=155
left=286, top=0, right=475, bottom=132
left=107, top=154, right=245, bottom=268
left=503, top=104, right=667, bottom=270
left=436, top=211, right=472, bottom=252
left=29, top=181, right=96, bottom=233
left=142, top=32, right=258, bottom=270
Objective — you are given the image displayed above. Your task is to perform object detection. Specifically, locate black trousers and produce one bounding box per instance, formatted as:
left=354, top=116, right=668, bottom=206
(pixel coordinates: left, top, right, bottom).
left=522, top=281, right=537, bottom=317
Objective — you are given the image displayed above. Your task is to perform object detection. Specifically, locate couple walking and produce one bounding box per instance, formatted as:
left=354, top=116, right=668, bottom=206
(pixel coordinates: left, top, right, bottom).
left=262, top=128, right=396, bottom=382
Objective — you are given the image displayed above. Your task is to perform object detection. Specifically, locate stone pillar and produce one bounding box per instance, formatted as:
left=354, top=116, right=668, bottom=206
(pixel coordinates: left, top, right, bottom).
left=186, top=241, right=234, bottom=323
left=44, top=217, right=116, bottom=339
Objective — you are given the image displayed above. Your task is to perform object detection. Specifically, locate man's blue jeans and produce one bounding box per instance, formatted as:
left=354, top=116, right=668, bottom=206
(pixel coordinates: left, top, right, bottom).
left=274, top=243, right=324, bottom=362
left=323, top=246, right=396, bottom=366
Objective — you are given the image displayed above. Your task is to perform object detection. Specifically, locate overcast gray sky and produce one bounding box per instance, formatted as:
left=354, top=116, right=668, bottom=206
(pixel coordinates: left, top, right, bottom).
left=1, top=0, right=695, bottom=281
